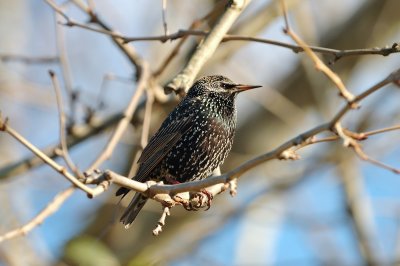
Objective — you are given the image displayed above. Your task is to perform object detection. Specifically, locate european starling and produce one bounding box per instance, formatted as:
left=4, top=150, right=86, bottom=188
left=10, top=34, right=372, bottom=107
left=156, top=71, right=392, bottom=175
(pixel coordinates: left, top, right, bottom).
left=116, top=75, right=261, bottom=226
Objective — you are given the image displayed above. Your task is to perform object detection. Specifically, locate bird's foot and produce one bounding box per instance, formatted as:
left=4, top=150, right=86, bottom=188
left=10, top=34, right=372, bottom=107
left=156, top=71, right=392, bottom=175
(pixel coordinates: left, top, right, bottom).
left=200, top=189, right=214, bottom=210
left=183, top=189, right=214, bottom=211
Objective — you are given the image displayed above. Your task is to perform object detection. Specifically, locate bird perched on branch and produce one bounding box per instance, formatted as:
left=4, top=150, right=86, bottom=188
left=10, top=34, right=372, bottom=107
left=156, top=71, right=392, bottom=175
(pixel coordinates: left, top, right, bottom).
left=116, top=75, right=261, bottom=227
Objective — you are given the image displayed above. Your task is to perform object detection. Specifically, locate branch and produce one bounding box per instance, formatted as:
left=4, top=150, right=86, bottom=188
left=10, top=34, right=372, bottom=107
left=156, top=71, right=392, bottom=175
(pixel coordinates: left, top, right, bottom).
left=339, top=159, right=384, bottom=265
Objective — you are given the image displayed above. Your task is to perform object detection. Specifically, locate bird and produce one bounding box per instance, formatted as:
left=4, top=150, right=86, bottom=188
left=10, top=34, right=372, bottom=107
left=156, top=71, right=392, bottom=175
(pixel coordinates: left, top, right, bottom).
left=116, top=75, right=261, bottom=227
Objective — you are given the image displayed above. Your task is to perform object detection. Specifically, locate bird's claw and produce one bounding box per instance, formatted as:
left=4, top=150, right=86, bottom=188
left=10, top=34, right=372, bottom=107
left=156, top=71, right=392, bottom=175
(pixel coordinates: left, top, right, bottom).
left=182, top=189, right=213, bottom=211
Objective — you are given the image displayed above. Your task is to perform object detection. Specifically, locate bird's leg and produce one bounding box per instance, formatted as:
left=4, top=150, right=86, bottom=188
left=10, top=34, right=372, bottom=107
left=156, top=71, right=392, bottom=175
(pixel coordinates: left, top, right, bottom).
left=164, top=175, right=180, bottom=185
left=164, top=176, right=195, bottom=210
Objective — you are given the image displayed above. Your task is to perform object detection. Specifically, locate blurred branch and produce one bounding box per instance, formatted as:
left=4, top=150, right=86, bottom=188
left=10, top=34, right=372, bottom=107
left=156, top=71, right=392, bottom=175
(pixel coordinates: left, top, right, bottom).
left=0, top=54, right=59, bottom=64
left=161, top=0, right=168, bottom=36
left=54, top=11, right=76, bottom=129
left=0, top=187, right=75, bottom=243
left=123, top=30, right=399, bottom=62
left=339, top=157, right=384, bottom=266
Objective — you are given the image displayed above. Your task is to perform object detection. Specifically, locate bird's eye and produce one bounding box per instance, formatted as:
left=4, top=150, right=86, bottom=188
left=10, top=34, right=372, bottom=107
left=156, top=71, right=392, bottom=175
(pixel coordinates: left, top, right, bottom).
left=221, top=82, right=236, bottom=90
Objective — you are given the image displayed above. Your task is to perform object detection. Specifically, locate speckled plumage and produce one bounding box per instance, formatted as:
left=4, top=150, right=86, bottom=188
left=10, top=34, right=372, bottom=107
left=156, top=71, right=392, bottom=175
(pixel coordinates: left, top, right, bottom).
left=117, top=75, right=261, bottom=226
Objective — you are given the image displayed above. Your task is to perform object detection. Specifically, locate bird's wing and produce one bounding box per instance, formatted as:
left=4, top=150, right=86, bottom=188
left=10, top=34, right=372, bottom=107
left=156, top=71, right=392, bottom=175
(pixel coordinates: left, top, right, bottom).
left=134, top=115, right=193, bottom=182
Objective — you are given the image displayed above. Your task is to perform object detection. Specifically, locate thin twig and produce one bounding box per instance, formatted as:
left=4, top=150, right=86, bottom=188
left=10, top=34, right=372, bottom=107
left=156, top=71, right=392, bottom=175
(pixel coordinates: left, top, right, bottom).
left=49, top=70, right=81, bottom=176
left=363, top=124, right=400, bottom=136
left=280, top=0, right=355, bottom=104
left=44, top=0, right=69, bottom=21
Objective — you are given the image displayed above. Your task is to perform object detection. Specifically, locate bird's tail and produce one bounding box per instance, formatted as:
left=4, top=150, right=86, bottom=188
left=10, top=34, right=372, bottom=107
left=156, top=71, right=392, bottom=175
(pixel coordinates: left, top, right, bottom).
left=120, top=192, right=148, bottom=227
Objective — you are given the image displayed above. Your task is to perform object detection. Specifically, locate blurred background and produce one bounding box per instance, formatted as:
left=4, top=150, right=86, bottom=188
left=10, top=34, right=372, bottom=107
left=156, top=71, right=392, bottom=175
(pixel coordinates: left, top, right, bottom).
left=1, top=0, right=400, bottom=265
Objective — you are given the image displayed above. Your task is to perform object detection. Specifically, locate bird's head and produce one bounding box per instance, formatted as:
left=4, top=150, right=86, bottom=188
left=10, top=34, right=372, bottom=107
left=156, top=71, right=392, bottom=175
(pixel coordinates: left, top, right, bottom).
left=186, top=75, right=261, bottom=99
